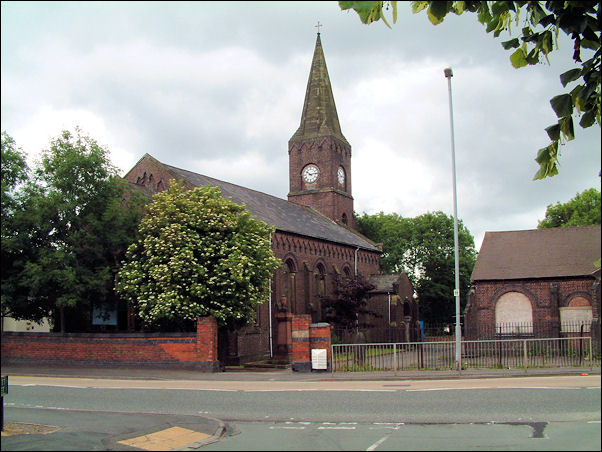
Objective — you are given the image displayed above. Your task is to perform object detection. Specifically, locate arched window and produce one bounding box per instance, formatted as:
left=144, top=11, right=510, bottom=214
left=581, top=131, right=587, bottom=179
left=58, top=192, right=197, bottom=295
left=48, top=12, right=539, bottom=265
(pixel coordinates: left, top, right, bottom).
left=342, top=265, right=352, bottom=279
left=560, top=296, right=593, bottom=333
left=315, top=263, right=326, bottom=297
left=282, top=259, right=297, bottom=313
left=495, top=292, right=533, bottom=335
left=312, top=263, right=327, bottom=322
left=341, top=213, right=348, bottom=225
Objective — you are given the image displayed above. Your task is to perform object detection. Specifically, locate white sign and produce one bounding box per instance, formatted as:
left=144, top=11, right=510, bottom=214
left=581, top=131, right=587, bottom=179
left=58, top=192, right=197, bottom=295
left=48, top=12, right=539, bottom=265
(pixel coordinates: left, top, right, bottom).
left=311, top=349, right=328, bottom=370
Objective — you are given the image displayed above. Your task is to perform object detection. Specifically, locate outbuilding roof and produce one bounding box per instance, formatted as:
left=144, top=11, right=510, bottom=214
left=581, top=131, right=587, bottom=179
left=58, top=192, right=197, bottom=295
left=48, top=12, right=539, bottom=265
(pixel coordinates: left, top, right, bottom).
left=471, top=225, right=601, bottom=281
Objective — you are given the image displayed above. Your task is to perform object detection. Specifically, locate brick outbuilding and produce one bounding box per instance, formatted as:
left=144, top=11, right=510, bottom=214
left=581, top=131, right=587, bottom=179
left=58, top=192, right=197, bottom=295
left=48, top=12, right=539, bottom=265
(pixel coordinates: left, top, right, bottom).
left=464, top=225, right=601, bottom=345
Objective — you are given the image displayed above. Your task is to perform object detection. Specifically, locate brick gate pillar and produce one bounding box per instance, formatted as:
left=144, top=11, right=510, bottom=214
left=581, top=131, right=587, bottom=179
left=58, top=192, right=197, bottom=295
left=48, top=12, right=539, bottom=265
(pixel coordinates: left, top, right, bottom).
left=196, top=316, right=221, bottom=372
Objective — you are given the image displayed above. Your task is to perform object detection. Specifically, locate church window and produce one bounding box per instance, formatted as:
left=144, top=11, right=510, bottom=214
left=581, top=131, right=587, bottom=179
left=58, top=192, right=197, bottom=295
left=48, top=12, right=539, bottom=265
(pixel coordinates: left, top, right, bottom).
left=342, top=213, right=348, bottom=225
left=315, top=263, right=326, bottom=297
left=283, top=259, right=297, bottom=314
left=312, top=263, right=327, bottom=322
left=343, top=266, right=351, bottom=278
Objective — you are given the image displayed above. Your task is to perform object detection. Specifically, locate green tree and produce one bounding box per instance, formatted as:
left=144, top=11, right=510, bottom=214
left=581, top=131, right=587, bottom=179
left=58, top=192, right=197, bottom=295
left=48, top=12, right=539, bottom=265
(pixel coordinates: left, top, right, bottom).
left=116, top=181, right=281, bottom=331
left=538, top=187, right=601, bottom=228
left=1, top=128, right=144, bottom=331
left=1, top=131, right=31, bottom=320
left=339, top=1, right=601, bottom=180
left=356, top=210, right=477, bottom=324
left=1, top=131, right=29, bottom=223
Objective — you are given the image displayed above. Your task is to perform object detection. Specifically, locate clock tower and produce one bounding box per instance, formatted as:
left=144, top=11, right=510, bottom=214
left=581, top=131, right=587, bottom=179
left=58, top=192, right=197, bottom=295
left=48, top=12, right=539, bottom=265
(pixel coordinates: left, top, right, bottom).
left=288, top=32, right=355, bottom=229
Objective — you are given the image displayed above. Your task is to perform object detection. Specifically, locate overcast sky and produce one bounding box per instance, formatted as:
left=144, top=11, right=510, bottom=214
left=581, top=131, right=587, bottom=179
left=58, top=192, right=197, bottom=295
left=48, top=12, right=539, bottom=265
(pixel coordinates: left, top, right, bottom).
left=2, top=1, right=600, bottom=250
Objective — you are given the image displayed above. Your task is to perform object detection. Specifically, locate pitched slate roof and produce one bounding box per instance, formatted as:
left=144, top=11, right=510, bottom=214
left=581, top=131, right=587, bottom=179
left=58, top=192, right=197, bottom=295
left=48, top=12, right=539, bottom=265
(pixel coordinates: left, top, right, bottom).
left=471, top=225, right=601, bottom=281
left=157, top=160, right=379, bottom=252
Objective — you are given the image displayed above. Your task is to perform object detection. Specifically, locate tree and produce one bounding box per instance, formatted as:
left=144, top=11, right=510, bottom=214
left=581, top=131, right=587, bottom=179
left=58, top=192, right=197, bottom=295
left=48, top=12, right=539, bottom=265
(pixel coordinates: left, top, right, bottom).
left=321, top=275, right=378, bottom=330
left=356, top=210, right=477, bottom=324
left=538, top=187, right=601, bottom=228
left=1, top=128, right=144, bottom=331
left=115, top=181, right=281, bottom=331
left=1, top=131, right=30, bottom=256
left=1, top=131, right=31, bottom=320
left=339, top=1, right=601, bottom=180
left=1, top=131, right=29, bottom=224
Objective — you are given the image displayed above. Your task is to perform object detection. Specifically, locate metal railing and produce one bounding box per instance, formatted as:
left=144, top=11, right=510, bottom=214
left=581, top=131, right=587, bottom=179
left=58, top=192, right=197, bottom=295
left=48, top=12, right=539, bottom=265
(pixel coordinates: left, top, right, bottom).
left=333, top=321, right=595, bottom=344
left=331, top=336, right=600, bottom=373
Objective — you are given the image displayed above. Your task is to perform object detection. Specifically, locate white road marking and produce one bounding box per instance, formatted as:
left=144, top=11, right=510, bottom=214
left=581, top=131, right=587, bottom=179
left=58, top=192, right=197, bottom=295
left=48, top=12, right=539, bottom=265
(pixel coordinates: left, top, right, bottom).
left=242, top=389, right=396, bottom=392
left=366, top=435, right=390, bottom=451
left=406, top=386, right=580, bottom=392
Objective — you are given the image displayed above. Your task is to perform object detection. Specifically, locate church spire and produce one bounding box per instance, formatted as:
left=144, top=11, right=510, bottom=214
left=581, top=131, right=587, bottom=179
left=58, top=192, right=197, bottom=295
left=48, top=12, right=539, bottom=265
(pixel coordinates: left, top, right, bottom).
left=290, top=32, right=348, bottom=145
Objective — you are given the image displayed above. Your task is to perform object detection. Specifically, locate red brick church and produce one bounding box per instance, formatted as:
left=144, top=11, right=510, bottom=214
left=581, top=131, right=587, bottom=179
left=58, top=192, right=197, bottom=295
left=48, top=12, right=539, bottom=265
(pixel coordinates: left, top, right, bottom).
left=123, top=33, right=419, bottom=364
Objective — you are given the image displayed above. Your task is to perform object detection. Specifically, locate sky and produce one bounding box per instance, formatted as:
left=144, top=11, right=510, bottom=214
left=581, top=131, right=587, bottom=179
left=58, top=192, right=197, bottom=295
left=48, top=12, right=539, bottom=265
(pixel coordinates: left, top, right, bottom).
left=2, top=1, right=600, bottom=250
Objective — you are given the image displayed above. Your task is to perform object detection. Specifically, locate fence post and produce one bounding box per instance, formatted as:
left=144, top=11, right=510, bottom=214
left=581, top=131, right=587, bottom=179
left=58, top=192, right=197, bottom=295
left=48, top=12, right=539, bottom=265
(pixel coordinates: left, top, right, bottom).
left=589, top=336, right=593, bottom=371
left=579, top=324, right=584, bottom=367
left=497, top=340, right=502, bottom=369
left=400, top=344, right=404, bottom=370
left=393, top=343, right=398, bottom=372
left=523, top=339, right=528, bottom=374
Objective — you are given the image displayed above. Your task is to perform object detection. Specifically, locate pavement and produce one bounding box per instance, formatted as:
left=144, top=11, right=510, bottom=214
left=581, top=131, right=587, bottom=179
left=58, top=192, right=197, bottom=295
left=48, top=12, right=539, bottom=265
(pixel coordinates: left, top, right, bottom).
left=1, top=363, right=600, bottom=451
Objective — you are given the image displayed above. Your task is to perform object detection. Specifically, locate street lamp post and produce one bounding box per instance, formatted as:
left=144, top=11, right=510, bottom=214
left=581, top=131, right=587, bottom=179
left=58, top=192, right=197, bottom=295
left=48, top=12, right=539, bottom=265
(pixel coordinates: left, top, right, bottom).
left=444, top=67, right=462, bottom=372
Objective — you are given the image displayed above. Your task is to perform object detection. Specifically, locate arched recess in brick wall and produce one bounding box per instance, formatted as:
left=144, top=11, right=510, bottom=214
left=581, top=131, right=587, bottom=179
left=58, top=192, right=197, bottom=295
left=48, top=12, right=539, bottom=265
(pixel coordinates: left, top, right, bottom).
left=342, top=264, right=352, bottom=279
left=495, top=292, right=533, bottom=334
left=282, top=256, right=298, bottom=314
left=309, top=260, right=327, bottom=322
left=560, top=295, right=593, bottom=333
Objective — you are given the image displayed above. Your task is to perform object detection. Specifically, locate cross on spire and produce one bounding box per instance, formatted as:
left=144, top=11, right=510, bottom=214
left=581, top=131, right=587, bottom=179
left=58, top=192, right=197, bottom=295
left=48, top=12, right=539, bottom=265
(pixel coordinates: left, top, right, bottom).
left=315, top=21, right=323, bottom=34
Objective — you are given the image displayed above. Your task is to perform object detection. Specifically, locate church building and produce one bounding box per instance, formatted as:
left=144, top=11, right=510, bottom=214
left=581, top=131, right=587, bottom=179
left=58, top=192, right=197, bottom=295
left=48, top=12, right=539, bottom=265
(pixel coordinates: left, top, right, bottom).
left=123, top=33, right=418, bottom=364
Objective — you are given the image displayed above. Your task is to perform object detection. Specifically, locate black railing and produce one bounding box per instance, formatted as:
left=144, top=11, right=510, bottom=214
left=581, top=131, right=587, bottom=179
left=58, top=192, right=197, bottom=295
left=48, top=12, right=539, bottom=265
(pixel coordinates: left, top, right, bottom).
left=464, top=320, right=595, bottom=340
left=332, top=320, right=597, bottom=344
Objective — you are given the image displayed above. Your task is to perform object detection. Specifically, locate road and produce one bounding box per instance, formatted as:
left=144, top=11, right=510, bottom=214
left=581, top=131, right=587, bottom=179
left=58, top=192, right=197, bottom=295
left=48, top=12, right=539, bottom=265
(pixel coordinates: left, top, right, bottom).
left=1, top=373, right=600, bottom=450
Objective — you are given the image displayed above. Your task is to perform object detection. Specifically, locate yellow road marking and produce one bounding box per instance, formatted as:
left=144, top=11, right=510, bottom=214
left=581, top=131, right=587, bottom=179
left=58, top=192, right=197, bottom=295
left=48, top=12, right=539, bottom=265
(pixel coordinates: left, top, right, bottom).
left=117, top=426, right=211, bottom=451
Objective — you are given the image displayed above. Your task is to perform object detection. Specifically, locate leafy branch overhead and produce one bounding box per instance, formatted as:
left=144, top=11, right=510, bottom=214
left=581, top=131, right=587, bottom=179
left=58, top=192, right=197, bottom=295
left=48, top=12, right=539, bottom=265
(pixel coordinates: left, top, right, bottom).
left=339, top=1, right=601, bottom=180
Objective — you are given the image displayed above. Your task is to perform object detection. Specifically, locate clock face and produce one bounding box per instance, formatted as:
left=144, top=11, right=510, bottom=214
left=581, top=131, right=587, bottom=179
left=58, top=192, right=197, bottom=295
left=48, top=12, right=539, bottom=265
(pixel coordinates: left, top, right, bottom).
left=302, top=164, right=319, bottom=183
left=337, top=167, right=345, bottom=185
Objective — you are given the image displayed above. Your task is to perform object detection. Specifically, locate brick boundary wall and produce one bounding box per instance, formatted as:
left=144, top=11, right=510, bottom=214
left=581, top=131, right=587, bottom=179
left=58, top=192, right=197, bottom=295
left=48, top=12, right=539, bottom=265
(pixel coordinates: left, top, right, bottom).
left=1, top=316, right=220, bottom=372
left=290, top=314, right=331, bottom=372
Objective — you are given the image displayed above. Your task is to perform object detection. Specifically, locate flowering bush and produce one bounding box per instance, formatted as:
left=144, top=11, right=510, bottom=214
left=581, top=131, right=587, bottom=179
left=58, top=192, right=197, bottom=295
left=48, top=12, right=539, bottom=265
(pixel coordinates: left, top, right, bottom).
left=116, top=181, right=281, bottom=329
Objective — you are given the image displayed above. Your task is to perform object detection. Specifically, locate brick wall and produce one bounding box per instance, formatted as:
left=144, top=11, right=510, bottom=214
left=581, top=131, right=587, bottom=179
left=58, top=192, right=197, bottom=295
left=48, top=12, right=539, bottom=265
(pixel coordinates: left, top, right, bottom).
left=1, top=316, right=220, bottom=371
left=290, top=314, right=331, bottom=372
left=272, top=230, right=380, bottom=318
left=288, top=136, right=354, bottom=227
left=466, top=276, right=599, bottom=339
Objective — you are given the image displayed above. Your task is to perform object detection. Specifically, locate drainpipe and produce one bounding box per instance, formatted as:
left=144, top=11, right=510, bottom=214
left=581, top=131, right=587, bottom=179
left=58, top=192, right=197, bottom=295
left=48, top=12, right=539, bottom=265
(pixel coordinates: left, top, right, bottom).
left=268, top=233, right=273, bottom=358
left=354, top=246, right=360, bottom=276
left=388, top=292, right=391, bottom=325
